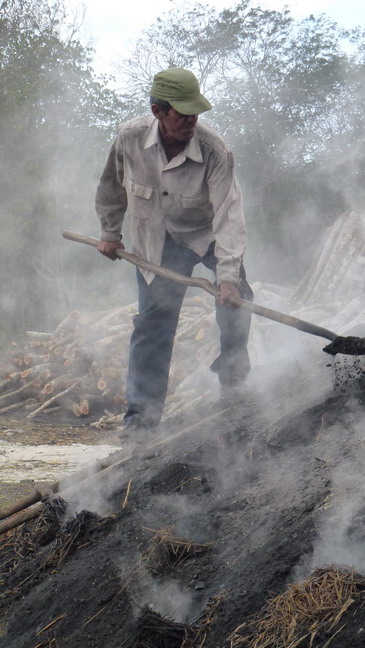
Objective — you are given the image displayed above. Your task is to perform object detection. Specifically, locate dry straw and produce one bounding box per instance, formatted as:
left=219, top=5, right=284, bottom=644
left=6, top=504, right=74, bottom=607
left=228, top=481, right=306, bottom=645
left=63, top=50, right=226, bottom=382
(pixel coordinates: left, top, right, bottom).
left=142, top=525, right=212, bottom=574
left=229, top=567, right=365, bottom=648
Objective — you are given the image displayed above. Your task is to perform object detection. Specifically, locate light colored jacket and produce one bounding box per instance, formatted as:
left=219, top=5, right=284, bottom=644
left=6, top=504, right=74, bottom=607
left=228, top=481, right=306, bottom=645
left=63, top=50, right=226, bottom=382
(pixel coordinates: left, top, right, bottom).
left=95, top=115, right=246, bottom=285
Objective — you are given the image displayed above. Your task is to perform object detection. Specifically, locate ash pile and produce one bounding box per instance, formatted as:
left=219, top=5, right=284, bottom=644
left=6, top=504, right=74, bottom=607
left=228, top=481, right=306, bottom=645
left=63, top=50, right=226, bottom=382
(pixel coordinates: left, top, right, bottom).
left=2, top=376, right=365, bottom=648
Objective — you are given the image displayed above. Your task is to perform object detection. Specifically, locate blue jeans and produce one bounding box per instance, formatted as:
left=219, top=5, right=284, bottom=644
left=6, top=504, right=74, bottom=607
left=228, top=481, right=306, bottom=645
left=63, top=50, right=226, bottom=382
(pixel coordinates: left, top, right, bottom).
left=124, top=233, right=253, bottom=426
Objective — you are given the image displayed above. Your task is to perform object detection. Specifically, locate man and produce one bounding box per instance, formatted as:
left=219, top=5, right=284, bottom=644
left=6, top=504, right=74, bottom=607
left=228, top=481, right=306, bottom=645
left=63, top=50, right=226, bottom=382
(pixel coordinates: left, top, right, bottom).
left=95, top=67, right=253, bottom=433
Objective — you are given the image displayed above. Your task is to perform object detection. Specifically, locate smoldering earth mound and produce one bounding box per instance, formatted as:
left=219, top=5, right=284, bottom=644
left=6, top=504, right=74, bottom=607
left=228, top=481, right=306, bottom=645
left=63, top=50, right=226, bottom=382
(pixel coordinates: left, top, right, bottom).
left=1, top=372, right=365, bottom=647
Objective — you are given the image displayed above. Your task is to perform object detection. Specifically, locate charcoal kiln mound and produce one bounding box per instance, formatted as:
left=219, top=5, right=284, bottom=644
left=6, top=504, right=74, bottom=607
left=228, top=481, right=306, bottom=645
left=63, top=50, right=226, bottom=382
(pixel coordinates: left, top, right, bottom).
left=1, top=371, right=365, bottom=648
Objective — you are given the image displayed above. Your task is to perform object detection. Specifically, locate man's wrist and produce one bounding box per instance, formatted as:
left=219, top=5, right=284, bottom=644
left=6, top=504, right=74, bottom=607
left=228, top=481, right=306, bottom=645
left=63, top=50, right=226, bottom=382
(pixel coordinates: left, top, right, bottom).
left=100, top=232, right=123, bottom=242
left=218, top=278, right=240, bottom=287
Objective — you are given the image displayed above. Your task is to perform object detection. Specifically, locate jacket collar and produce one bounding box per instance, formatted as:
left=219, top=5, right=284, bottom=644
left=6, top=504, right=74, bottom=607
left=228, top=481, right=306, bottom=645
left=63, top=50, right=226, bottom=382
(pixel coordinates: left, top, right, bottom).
left=144, top=118, right=203, bottom=164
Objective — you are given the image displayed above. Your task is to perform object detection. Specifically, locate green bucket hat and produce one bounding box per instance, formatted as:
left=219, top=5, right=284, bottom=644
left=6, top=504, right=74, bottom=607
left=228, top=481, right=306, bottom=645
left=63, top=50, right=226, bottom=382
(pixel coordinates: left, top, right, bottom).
left=150, top=67, right=212, bottom=115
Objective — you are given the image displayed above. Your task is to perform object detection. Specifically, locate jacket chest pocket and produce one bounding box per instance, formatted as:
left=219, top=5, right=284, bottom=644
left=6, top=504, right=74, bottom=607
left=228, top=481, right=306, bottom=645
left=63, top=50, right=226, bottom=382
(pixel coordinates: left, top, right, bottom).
left=124, top=177, right=153, bottom=218
left=181, top=194, right=208, bottom=209
left=180, top=194, right=211, bottom=222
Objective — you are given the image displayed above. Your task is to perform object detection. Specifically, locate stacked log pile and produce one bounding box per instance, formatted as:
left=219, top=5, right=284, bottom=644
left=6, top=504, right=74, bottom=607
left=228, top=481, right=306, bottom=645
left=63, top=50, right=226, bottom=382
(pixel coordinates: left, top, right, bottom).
left=0, top=296, right=218, bottom=424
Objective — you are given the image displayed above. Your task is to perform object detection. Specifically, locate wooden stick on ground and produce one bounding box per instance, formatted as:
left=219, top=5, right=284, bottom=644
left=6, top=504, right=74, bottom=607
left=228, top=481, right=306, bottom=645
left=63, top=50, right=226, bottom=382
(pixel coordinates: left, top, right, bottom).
left=0, top=490, right=45, bottom=521
left=0, top=502, right=44, bottom=534
left=122, top=479, right=132, bottom=509
left=27, top=378, right=81, bottom=419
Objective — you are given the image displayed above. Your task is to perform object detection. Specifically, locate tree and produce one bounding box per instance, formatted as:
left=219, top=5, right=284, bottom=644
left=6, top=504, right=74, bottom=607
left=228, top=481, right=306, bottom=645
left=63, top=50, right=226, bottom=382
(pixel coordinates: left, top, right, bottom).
left=0, top=0, right=128, bottom=342
left=115, top=2, right=222, bottom=100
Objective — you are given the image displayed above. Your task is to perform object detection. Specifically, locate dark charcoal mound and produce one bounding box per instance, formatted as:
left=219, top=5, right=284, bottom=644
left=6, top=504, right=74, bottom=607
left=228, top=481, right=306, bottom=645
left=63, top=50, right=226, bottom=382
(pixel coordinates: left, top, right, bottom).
left=147, top=462, right=214, bottom=496
left=1, top=387, right=365, bottom=648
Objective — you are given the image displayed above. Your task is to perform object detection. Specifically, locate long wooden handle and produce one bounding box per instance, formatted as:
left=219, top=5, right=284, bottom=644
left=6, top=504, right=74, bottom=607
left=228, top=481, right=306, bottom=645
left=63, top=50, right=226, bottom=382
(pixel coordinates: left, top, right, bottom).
left=62, top=231, right=338, bottom=343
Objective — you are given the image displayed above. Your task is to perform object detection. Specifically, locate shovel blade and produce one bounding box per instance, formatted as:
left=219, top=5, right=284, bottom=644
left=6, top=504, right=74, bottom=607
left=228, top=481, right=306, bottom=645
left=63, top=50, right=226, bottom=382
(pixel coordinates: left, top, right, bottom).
left=323, top=336, right=365, bottom=356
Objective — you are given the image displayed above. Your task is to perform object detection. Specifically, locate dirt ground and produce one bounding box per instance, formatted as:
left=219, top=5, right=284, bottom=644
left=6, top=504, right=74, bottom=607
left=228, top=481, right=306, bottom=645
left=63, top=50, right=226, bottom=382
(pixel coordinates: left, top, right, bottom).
left=0, top=414, right=120, bottom=508
left=1, top=364, right=365, bottom=648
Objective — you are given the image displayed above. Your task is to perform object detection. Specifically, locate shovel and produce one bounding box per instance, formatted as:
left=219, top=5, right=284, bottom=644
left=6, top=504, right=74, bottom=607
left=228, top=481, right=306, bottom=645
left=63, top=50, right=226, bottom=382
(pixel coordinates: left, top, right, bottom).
left=62, top=231, right=365, bottom=356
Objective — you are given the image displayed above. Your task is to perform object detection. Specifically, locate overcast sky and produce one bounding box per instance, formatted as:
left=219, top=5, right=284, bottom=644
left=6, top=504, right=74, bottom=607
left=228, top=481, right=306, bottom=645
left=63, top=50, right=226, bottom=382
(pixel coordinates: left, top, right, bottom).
left=67, top=0, right=365, bottom=76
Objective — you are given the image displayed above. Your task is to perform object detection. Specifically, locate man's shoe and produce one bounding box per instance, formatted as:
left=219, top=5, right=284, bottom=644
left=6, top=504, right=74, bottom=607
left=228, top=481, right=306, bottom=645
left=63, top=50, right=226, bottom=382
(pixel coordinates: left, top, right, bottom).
left=118, top=417, right=156, bottom=444
left=131, top=442, right=161, bottom=460
left=119, top=418, right=160, bottom=460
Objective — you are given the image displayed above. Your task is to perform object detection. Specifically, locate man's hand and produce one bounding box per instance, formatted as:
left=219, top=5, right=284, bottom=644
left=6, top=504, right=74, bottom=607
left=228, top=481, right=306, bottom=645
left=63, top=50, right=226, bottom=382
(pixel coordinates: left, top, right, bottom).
left=218, top=281, right=241, bottom=307
left=97, top=239, right=125, bottom=261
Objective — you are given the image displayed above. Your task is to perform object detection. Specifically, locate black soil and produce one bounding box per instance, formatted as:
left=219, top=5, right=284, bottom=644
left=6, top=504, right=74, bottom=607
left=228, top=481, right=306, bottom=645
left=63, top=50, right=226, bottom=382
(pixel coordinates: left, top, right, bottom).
left=1, top=368, right=365, bottom=648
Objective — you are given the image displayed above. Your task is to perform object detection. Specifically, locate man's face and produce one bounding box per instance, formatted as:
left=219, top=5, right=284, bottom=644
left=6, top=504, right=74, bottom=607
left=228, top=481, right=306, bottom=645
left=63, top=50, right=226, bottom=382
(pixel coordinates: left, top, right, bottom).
left=155, top=107, right=198, bottom=143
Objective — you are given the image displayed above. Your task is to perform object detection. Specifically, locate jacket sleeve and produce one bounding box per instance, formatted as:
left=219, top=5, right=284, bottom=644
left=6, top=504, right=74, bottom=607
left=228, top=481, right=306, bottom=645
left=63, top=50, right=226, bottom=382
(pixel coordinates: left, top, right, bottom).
left=207, top=150, right=246, bottom=285
left=95, top=131, right=128, bottom=241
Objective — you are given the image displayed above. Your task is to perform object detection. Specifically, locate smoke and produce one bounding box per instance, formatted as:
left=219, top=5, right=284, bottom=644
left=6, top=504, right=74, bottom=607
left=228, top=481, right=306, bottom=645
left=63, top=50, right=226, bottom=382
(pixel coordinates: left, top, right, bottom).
left=287, top=401, right=365, bottom=582
left=4, top=6, right=365, bottom=622
left=142, top=493, right=210, bottom=538
left=0, top=2, right=136, bottom=342
left=65, top=476, right=117, bottom=518
left=62, top=450, right=140, bottom=517
left=134, top=574, right=195, bottom=622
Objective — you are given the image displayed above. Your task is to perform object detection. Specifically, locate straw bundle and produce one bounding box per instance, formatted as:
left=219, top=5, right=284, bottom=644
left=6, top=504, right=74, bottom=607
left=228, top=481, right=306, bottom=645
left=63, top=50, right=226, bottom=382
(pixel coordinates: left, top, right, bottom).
left=143, top=525, right=212, bottom=574
left=229, top=567, right=365, bottom=648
